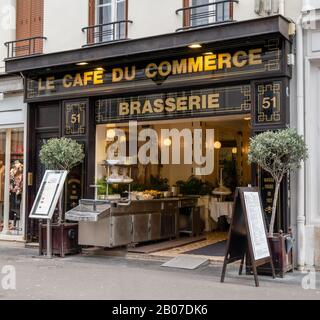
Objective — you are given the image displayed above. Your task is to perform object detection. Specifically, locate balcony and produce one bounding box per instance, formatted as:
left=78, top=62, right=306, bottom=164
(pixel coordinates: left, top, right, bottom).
left=82, top=20, right=133, bottom=47
left=176, top=0, right=238, bottom=32
left=4, top=36, right=47, bottom=59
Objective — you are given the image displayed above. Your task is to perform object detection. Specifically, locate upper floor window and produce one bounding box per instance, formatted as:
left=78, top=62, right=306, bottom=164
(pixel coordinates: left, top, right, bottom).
left=188, top=0, right=232, bottom=28
left=96, top=0, right=126, bottom=42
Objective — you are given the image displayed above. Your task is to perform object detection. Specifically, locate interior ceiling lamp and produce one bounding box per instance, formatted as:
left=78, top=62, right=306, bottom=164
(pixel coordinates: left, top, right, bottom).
left=163, top=138, right=172, bottom=147
left=119, top=135, right=126, bottom=143
left=106, top=128, right=116, bottom=140
left=214, top=141, right=222, bottom=149
left=232, top=147, right=238, bottom=154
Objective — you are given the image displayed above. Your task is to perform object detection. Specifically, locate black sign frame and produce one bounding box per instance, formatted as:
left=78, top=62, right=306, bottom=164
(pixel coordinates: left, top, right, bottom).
left=220, top=187, right=275, bottom=287
left=252, top=78, right=289, bottom=129
left=24, top=36, right=287, bottom=103
left=95, top=84, right=252, bottom=124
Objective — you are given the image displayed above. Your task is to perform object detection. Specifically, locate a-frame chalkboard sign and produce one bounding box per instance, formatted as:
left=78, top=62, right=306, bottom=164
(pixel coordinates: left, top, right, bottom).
left=220, top=187, right=275, bottom=287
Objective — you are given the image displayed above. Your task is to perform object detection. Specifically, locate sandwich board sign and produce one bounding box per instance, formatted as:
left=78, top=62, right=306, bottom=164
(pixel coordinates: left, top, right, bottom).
left=220, top=187, right=275, bottom=287
left=29, top=170, right=68, bottom=220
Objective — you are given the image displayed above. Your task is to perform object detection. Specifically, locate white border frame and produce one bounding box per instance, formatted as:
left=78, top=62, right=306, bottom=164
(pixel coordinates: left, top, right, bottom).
left=29, top=170, right=68, bottom=220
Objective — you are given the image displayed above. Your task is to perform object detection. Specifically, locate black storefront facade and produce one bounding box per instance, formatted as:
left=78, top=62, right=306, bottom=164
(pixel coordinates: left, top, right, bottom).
left=5, top=15, right=293, bottom=242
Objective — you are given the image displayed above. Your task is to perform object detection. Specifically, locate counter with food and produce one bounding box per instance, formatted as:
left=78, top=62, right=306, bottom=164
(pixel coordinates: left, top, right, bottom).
left=66, top=195, right=200, bottom=248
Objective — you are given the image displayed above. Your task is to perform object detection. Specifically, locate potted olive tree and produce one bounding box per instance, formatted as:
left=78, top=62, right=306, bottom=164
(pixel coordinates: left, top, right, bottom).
left=39, top=137, right=85, bottom=256
left=248, top=128, right=308, bottom=276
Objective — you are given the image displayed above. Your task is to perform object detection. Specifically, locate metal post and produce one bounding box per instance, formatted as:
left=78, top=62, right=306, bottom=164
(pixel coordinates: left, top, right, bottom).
left=46, top=219, right=52, bottom=258
left=58, top=193, right=63, bottom=224
left=296, top=15, right=306, bottom=271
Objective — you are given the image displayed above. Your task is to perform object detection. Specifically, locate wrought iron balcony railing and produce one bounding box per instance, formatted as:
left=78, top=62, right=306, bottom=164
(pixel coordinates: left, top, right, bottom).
left=82, top=20, right=133, bottom=46
left=4, top=36, right=47, bottom=59
left=176, top=0, right=238, bottom=32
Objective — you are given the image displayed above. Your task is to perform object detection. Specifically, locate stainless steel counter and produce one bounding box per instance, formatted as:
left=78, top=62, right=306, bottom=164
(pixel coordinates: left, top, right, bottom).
left=68, top=196, right=199, bottom=248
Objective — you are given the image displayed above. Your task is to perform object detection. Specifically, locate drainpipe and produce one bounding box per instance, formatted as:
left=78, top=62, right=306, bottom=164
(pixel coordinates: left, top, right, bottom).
left=279, top=0, right=285, bottom=16
left=296, top=14, right=306, bottom=271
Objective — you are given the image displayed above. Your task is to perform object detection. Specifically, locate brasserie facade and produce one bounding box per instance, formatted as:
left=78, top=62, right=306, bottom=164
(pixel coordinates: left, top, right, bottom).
left=5, top=15, right=293, bottom=251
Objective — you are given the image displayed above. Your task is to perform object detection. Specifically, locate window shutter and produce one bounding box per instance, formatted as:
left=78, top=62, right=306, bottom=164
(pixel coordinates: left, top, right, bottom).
left=183, top=0, right=190, bottom=27
left=88, top=0, right=95, bottom=44
left=16, top=0, right=32, bottom=41
left=272, top=0, right=279, bottom=13
left=255, top=0, right=279, bottom=15
left=16, top=0, right=43, bottom=56
left=89, top=0, right=95, bottom=26
left=31, top=0, right=44, bottom=52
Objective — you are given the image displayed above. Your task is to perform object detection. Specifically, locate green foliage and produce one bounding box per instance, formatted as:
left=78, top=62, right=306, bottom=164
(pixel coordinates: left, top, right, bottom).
left=176, top=176, right=214, bottom=196
left=131, top=183, right=147, bottom=192
left=39, top=138, right=85, bottom=172
left=131, top=176, right=169, bottom=192
left=249, top=128, right=308, bottom=235
left=248, top=128, right=308, bottom=183
left=149, top=175, right=169, bottom=191
left=96, top=177, right=107, bottom=195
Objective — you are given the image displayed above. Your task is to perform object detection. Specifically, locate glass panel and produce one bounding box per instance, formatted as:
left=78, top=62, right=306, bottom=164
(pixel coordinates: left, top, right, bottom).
left=191, top=0, right=210, bottom=26
left=98, top=0, right=111, bottom=6
left=97, top=0, right=126, bottom=41
left=216, top=1, right=230, bottom=22
left=0, top=130, right=5, bottom=230
left=116, top=0, right=126, bottom=39
left=191, top=0, right=230, bottom=26
left=9, top=128, right=24, bottom=230
left=98, top=3, right=112, bottom=42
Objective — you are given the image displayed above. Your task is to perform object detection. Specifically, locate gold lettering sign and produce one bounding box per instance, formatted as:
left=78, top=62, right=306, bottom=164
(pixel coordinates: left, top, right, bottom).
left=26, top=38, right=282, bottom=102
left=37, top=48, right=264, bottom=92
left=95, top=85, right=252, bottom=124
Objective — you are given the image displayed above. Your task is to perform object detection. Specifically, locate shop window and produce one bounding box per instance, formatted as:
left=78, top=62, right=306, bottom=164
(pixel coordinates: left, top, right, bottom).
left=9, top=129, right=24, bottom=231
left=0, top=131, right=5, bottom=231
left=185, top=0, right=232, bottom=28
left=96, top=0, right=127, bottom=42
left=0, top=128, right=24, bottom=234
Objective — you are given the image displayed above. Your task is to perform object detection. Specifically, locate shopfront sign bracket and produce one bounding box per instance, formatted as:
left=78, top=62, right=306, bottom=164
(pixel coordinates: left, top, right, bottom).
left=220, top=187, right=275, bottom=287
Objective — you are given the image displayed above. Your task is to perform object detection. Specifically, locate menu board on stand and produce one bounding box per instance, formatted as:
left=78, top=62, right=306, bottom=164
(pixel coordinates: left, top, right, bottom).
left=220, top=187, right=275, bottom=287
left=29, top=170, right=68, bottom=258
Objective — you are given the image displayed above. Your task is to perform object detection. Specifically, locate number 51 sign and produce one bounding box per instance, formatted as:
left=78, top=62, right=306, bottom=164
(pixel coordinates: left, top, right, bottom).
left=253, top=80, right=286, bottom=128
left=64, top=100, right=87, bottom=136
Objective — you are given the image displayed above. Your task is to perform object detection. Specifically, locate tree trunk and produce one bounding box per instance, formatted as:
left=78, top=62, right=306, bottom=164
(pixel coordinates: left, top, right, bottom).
left=58, top=172, right=69, bottom=224
left=269, top=181, right=280, bottom=237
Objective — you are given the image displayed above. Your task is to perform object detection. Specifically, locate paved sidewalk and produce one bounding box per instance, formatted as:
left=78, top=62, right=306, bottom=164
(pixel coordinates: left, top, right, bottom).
left=0, top=242, right=319, bottom=300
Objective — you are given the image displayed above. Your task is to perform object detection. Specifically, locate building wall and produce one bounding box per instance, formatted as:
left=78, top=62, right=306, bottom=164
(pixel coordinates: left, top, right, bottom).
left=39, top=0, right=302, bottom=55
left=0, top=0, right=16, bottom=73
left=304, top=26, right=320, bottom=267
left=128, top=0, right=182, bottom=38
left=233, top=0, right=258, bottom=21
left=43, top=0, right=87, bottom=53
left=286, top=0, right=303, bottom=21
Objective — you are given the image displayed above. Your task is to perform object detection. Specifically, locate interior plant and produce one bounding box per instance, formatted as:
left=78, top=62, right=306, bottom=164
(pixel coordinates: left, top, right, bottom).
left=248, top=128, right=308, bottom=236
left=39, top=137, right=85, bottom=222
left=96, top=177, right=114, bottom=197
left=176, top=176, right=214, bottom=196
left=149, top=175, right=169, bottom=192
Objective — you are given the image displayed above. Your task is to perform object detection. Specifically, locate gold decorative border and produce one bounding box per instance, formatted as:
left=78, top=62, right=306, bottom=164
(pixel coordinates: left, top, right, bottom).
left=257, top=82, right=281, bottom=123
left=65, top=102, right=86, bottom=135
